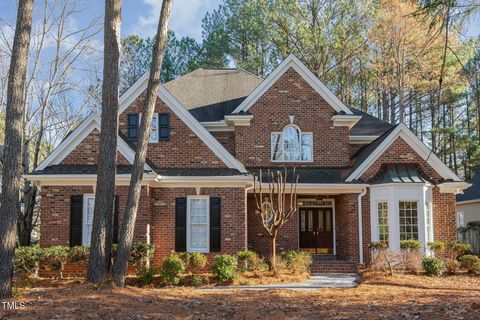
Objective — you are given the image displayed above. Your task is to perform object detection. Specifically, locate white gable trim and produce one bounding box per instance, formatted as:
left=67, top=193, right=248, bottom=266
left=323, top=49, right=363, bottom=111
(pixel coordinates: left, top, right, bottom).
left=118, top=74, right=247, bottom=173
left=35, top=113, right=151, bottom=171
left=232, top=54, right=353, bottom=115
left=346, top=123, right=461, bottom=182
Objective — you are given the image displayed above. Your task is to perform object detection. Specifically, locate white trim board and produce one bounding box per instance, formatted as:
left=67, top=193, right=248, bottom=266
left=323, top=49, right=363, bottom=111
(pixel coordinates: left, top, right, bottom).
left=232, top=54, right=353, bottom=115
left=35, top=113, right=151, bottom=172
left=346, top=123, right=461, bottom=182
left=118, top=74, right=247, bottom=173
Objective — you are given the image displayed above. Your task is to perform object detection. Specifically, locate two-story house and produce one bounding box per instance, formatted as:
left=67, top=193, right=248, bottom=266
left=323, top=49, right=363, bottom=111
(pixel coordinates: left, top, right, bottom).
left=25, top=55, right=469, bottom=272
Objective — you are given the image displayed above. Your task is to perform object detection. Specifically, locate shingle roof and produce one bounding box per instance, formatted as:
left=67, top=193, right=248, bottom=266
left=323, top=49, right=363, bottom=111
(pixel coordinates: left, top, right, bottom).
left=32, top=165, right=244, bottom=177
left=348, top=108, right=393, bottom=136
left=188, top=97, right=247, bottom=122
left=247, top=167, right=352, bottom=184
left=164, top=68, right=262, bottom=110
left=457, top=172, right=480, bottom=202
left=30, top=165, right=151, bottom=175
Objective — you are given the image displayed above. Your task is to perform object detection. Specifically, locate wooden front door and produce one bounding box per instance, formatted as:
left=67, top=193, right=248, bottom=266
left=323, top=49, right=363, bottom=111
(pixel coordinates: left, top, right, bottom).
left=299, top=207, right=334, bottom=254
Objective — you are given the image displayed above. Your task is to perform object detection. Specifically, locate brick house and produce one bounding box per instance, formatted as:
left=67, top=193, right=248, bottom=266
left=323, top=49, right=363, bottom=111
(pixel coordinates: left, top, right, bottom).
left=25, top=55, right=470, bottom=272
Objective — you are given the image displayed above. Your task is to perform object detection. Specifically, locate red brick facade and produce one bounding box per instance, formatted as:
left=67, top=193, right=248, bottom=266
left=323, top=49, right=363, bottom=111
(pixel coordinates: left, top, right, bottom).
left=37, top=65, right=461, bottom=273
left=234, top=68, right=350, bottom=168
left=118, top=93, right=228, bottom=168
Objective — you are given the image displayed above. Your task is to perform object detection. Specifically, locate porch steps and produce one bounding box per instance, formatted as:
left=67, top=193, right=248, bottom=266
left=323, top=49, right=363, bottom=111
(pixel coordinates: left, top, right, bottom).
left=310, top=255, right=357, bottom=273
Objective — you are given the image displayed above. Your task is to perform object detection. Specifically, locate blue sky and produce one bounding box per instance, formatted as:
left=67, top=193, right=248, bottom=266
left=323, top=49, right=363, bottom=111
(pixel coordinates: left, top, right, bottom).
left=0, top=0, right=223, bottom=42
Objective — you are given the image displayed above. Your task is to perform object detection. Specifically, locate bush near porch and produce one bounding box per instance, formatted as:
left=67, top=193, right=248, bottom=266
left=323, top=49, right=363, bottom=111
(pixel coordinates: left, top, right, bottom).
left=368, top=240, right=480, bottom=277
left=13, top=246, right=313, bottom=287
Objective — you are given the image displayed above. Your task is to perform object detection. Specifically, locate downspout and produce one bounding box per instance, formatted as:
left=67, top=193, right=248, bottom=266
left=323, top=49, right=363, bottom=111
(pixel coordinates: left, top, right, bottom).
left=245, top=183, right=255, bottom=251
left=358, top=187, right=367, bottom=265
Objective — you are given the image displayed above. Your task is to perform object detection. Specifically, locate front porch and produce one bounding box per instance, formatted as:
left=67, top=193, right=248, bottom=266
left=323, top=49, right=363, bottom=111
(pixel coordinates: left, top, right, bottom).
left=246, top=191, right=366, bottom=271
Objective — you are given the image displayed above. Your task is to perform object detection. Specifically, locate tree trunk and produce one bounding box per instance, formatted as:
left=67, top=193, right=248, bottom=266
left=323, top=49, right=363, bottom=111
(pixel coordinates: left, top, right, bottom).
left=17, top=181, right=37, bottom=246
left=112, top=0, right=173, bottom=287
left=270, top=230, right=278, bottom=275
left=86, top=0, right=122, bottom=284
left=0, top=0, right=34, bottom=299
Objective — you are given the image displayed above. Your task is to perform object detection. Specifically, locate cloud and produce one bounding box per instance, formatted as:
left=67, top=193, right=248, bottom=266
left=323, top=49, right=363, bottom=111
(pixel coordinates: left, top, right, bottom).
left=131, top=0, right=222, bottom=41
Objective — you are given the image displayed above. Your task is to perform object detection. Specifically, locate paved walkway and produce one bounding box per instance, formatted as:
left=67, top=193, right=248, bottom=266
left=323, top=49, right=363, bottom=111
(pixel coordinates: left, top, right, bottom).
left=202, top=274, right=358, bottom=291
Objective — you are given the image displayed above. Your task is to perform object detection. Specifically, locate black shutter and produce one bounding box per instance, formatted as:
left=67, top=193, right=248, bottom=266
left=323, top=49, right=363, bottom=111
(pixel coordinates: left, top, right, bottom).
left=70, top=195, right=83, bottom=247
left=127, top=113, right=139, bottom=141
left=159, top=113, right=170, bottom=140
left=113, top=195, right=119, bottom=244
left=210, top=197, right=221, bottom=252
left=175, top=197, right=187, bottom=252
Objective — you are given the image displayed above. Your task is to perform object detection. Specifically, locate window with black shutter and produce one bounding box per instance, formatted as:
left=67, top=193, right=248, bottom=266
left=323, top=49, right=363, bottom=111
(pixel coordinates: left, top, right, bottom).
left=210, top=197, right=221, bottom=252
left=159, top=113, right=170, bottom=140
left=70, top=195, right=83, bottom=247
left=127, top=113, right=139, bottom=141
left=175, top=197, right=187, bottom=252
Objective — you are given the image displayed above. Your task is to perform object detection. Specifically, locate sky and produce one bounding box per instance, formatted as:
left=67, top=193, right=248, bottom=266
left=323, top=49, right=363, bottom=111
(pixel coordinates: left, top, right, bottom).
left=0, top=0, right=223, bottom=42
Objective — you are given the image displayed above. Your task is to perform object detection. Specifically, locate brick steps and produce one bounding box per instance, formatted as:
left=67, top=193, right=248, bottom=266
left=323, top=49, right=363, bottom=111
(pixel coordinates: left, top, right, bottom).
left=310, top=255, right=358, bottom=273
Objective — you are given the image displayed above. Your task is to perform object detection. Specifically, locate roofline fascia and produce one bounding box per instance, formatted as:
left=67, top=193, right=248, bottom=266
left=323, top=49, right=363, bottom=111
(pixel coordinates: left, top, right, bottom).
left=456, top=199, right=480, bottom=205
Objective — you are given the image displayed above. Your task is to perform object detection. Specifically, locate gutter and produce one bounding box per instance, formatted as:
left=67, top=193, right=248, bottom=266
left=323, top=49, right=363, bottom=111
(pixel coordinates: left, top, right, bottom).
left=358, top=187, right=367, bottom=265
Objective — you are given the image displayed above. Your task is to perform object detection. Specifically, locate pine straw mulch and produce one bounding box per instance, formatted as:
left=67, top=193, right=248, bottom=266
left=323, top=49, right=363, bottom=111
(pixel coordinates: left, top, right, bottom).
left=1, top=271, right=480, bottom=320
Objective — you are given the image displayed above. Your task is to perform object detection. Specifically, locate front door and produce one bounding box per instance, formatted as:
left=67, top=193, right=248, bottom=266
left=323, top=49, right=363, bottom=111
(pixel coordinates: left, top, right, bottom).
left=299, top=207, right=334, bottom=254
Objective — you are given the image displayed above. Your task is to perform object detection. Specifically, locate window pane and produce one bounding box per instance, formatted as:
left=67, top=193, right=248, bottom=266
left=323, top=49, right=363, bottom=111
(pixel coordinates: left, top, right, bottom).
left=282, top=126, right=301, bottom=161
left=308, top=211, right=313, bottom=231
left=271, top=133, right=282, bottom=160
left=399, top=201, right=418, bottom=241
left=188, top=198, right=209, bottom=252
left=377, top=202, right=389, bottom=243
left=150, top=114, right=159, bottom=142
left=301, top=134, right=312, bottom=161
left=300, top=211, right=306, bottom=231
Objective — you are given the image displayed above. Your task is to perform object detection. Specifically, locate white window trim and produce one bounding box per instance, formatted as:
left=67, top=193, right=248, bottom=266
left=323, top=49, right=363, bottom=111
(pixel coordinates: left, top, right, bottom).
left=376, top=201, right=389, bottom=244
left=370, top=184, right=431, bottom=252
left=82, top=194, right=95, bottom=247
left=271, top=125, right=313, bottom=163
left=456, top=212, right=465, bottom=228
left=186, top=196, right=210, bottom=253
left=139, top=112, right=159, bottom=143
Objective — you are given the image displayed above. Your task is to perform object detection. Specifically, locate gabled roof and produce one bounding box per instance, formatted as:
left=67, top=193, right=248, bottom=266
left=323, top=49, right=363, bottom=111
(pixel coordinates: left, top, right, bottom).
left=232, top=54, right=353, bottom=115
left=348, top=107, right=393, bottom=137
left=35, top=114, right=149, bottom=171
left=346, top=123, right=461, bottom=182
left=164, top=68, right=262, bottom=110
left=118, top=74, right=247, bottom=173
left=456, top=172, right=480, bottom=202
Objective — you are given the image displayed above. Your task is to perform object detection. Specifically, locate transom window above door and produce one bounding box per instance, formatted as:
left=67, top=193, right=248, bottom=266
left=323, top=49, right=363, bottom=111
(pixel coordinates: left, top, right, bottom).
left=271, top=125, right=313, bottom=162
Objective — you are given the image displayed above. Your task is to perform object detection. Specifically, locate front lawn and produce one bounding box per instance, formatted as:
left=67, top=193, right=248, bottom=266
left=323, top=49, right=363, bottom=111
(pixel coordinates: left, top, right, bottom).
left=2, top=272, right=479, bottom=319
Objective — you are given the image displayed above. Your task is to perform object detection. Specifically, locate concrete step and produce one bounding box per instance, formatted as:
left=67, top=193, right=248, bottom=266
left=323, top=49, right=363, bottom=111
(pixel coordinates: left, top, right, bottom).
left=310, top=258, right=358, bottom=273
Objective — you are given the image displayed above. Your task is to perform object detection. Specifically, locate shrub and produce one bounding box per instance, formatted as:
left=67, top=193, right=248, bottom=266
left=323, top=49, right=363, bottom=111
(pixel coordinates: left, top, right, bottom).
left=278, top=250, right=312, bottom=274
left=459, top=255, right=480, bottom=272
left=177, top=252, right=191, bottom=268
left=44, top=246, right=70, bottom=277
left=189, top=252, right=208, bottom=270
left=160, top=254, right=185, bottom=285
left=427, top=241, right=446, bottom=255
left=212, top=254, right=238, bottom=281
left=467, top=221, right=480, bottom=228
left=444, top=259, right=460, bottom=275
left=14, top=246, right=45, bottom=277
left=447, top=242, right=471, bottom=258
left=236, top=250, right=261, bottom=272
left=68, top=246, right=89, bottom=263
left=472, top=262, right=480, bottom=276
left=137, top=267, right=157, bottom=286
left=129, top=243, right=155, bottom=268
left=422, top=257, right=443, bottom=276
left=190, top=274, right=209, bottom=287
left=368, top=242, right=388, bottom=251
left=400, top=240, right=421, bottom=251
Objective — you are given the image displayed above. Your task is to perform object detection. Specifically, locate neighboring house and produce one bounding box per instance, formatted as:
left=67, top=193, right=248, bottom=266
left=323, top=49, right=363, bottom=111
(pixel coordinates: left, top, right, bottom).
left=25, top=55, right=470, bottom=272
left=456, top=172, right=480, bottom=228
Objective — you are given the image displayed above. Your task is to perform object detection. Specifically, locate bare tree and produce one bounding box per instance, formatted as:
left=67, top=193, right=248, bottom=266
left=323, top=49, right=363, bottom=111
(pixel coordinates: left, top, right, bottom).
left=252, top=168, right=299, bottom=274
left=112, top=0, right=173, bottom=287
left=0, top=0, right=34, bottom=298
left=86, top=0, right=122, bottom=284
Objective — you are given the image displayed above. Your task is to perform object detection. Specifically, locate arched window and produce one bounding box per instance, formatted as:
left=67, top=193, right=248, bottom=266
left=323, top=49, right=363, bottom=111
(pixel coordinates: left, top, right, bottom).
left=271, top=125, right=313, bottom=162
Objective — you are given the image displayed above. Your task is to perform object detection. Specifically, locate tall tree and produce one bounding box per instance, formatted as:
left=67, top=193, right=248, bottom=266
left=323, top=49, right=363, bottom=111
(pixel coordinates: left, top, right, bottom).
left=112, top=0, right=173, bottom=287
left=86, top=0, right=122, bottom=284
left=0, top=0, right=34, bottom=298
